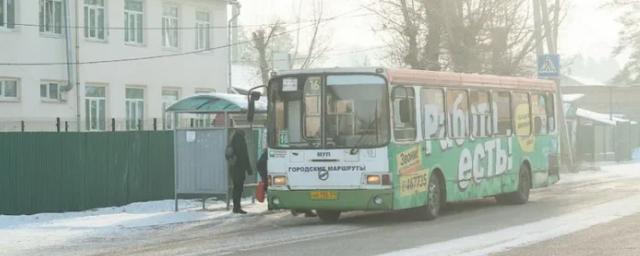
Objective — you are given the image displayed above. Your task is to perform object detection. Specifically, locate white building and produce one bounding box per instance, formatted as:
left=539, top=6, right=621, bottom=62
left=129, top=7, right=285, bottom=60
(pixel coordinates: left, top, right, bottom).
left=0, top=0, right=231, bottom=131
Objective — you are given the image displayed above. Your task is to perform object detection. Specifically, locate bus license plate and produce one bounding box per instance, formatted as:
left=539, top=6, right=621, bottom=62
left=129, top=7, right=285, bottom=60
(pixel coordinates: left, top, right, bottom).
left=310, top=191, right=337, bottom=200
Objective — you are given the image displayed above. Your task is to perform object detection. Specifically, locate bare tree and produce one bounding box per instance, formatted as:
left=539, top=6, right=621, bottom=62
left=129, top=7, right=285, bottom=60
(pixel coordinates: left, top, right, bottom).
left=251, top=21, right=285, bottom=86
left=247, top=0, right=330, bottom=87
left=610, top=0, right=640, bottom=84
left=371, top=0, right=564, bottom=76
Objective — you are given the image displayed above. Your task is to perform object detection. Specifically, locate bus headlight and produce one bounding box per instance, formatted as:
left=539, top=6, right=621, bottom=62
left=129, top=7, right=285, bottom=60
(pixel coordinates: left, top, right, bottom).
left=273, top=176, right=288, bottom=186
left=367, top=175, right=381, bottom=185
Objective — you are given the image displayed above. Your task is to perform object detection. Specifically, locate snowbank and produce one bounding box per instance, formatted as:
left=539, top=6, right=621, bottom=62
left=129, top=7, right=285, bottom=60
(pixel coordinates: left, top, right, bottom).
left=0, top=199, right=267, bottom=254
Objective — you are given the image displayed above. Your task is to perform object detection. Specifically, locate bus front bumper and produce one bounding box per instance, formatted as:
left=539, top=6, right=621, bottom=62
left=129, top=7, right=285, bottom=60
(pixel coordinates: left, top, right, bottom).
left=267, top=189, right=393, bottom=211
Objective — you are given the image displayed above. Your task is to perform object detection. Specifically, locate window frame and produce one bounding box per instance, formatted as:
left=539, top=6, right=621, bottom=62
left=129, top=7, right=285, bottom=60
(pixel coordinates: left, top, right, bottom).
left=446, top=88, right=470, bottom=139
left=512, top=91, right=533, bottom=137
left=161, top=88, right=180, bottom=130
left=125, top=86, right=145, bottom=130
left=421, top=87, right=447, bottom=140
left=548, top=92, right=557, bottom=133
left=40, top=80, right=65, bottom=102
left=124, top=0, right=144, bottom=45
left=39, top=0, right=64, bottom=36
left=85, top=84, right=107, bottom=131
left=83, top=0, right=107, bottom=41
left=531, top=92, right=551, bottom=135
left=1, top=0, right=16, bottom=30
left=391, top=85, right=417, bottom=143
left=0, top=78, right=19, bottom=101
left=302, top=76, right=322, bottom=141
left=492, top=90, right=513, bottom=137
left=162, top=4, right=180, bottom=49
left=195, top=9, right=211, bottom=50
left=469, top=89, right=493, bottom=139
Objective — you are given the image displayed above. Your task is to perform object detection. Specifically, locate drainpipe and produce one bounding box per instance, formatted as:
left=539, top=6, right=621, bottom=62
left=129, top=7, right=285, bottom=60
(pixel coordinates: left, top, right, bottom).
left=227, top=0, right=241, bottom=93
left=63, top=0, right=79, bottom=131
left=74, top=0, right=81, bottom=131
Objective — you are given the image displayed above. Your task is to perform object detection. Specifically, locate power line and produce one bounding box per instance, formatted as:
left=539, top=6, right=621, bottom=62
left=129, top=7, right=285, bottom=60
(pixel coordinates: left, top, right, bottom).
left=233, top=45, right=388, bottom=64
left=0, top=8, right=365, bottom=67
left=9, top=13, right=373, bottom=31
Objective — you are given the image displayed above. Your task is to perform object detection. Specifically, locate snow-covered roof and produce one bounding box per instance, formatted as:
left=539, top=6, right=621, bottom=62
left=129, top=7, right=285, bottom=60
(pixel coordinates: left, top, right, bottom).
left=562, top=94, right=585, bottom=102
left=574, top=108, right=629, bottom=126
left=167, top=92, right=267, bottom=113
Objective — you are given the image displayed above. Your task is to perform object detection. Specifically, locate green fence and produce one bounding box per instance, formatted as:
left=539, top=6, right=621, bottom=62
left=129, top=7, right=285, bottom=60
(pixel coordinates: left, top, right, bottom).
left=0, top=131, right=174, bottom=215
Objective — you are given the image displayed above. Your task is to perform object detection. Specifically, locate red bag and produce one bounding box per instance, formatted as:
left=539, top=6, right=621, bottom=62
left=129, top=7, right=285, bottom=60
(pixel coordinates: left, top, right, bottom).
left=255, top=181, right=266, bottom=203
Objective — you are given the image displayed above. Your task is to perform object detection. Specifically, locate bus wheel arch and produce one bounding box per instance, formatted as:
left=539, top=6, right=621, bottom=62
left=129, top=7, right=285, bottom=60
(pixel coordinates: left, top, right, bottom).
left=496, top=162, right=531, bottom=205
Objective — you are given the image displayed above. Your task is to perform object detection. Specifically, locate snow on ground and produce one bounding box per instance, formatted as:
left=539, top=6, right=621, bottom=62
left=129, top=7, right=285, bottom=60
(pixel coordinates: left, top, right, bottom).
left=382, top=162, right=640, bottom=256
left=0, top=198, right=267, bottom=253
left=559, top=162, right=640, bottom=185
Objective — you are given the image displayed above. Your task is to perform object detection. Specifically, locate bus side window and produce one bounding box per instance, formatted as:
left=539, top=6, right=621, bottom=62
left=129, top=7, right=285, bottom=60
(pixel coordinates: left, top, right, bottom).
left=492, top=91, right=512, bottom=136
left=422, top=88, right=446, bottom=139
left=447, top=89, right=469, bottom=138
left=512, top=92, right=532, bottom=136
left=470, top=90, right=492, bottom=138
left=532, top=93, right=549, bottom=135
left=392, top=86, right=417, bottom=141
left=547, top=93, right=557, bottom=132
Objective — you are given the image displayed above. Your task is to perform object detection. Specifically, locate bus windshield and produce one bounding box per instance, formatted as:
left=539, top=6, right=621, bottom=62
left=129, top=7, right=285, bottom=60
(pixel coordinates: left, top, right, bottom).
left=269, top=74, right=389, bottom=149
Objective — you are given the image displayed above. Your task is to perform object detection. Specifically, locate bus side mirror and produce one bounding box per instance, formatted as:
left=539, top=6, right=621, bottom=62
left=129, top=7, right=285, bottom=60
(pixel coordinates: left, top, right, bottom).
left=399, top=99, right=413, bottom=123
left=247, top=88, right=263, bottom=123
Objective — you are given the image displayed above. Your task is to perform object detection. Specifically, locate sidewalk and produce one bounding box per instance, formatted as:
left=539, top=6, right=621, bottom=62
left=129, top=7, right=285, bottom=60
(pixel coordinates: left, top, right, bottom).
left=0, top=199, right=268, bottom=253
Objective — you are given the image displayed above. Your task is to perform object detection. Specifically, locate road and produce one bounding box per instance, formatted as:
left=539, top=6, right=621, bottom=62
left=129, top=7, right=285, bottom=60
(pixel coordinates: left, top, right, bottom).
left=17, top=164, right=640, bottom=256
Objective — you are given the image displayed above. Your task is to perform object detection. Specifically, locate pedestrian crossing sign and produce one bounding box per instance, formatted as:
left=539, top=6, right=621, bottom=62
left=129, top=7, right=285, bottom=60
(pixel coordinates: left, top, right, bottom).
left=538, top=54, right=560, bottom=78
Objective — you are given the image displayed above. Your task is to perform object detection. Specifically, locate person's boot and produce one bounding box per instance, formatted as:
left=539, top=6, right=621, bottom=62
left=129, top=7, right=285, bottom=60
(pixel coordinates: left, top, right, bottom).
left=233, top=208, right=247, bottom=214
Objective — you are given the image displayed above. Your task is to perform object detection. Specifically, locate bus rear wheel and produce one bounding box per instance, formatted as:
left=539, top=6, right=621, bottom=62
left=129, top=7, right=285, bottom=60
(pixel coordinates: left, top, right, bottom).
left=496, top=165, right=531, bottom=205
left=420, top=172, right=443, bottom=220
left=316, top=210, right=341, bottom=223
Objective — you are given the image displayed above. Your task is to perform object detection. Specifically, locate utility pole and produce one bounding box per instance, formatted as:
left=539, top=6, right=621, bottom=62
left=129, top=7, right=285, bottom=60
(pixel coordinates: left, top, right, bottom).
left=533, top=0, right=575, bottom=171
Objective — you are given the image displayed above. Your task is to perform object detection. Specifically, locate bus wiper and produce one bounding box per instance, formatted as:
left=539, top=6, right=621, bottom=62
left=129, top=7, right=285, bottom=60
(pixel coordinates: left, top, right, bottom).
left=350, top=116, right=378, bottom=155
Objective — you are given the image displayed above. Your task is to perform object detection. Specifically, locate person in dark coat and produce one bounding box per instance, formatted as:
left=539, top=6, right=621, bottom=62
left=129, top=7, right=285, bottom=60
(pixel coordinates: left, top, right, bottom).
left=230, top=130, right=253, bottom=214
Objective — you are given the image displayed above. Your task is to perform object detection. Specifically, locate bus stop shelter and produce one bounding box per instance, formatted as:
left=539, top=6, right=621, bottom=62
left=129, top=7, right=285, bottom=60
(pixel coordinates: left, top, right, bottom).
left=166, top=93, right=267, bottom=211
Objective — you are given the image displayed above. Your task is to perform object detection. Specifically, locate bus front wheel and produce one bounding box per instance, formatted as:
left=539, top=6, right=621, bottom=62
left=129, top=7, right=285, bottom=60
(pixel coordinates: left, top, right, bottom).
left=316, top=210, right=341, bottom=223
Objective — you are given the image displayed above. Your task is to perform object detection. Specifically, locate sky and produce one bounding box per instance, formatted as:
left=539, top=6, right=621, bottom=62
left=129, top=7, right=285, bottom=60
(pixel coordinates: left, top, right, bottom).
left=236, top=0, right=625, bottom=79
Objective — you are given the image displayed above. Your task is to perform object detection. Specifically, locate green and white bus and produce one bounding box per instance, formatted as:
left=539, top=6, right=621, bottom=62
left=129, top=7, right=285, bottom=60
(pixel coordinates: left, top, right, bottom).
left=258, top=68, right=560, bottom=222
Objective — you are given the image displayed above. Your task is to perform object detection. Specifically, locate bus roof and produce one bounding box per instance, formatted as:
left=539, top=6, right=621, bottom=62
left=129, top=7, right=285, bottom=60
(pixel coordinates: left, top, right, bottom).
left=273, top=68, right=556, bottom=92
left=386, top=68, right=556, bottom=92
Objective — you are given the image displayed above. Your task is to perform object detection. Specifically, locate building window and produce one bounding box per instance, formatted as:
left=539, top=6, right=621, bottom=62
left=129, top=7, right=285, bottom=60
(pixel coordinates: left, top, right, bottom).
left=40, top=81, right=65, bottom=101
left=0, top=78, right=18, bottom=100
left=195, top=10, right=210, bottom=50
left=39, top=0, right=63, bottom=34
left=0, top=0, right=16, bottom=29
left=85, top=85, right=106, bottom=131
left=84, top=0, right=106, bottom=40
left=162, top=89, right=179, bottom=130
left=125, top=87, right=144, bottom=130
left=162, top=5, right=179, bottom=48
left=124, top=0, right=143, bottom=44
